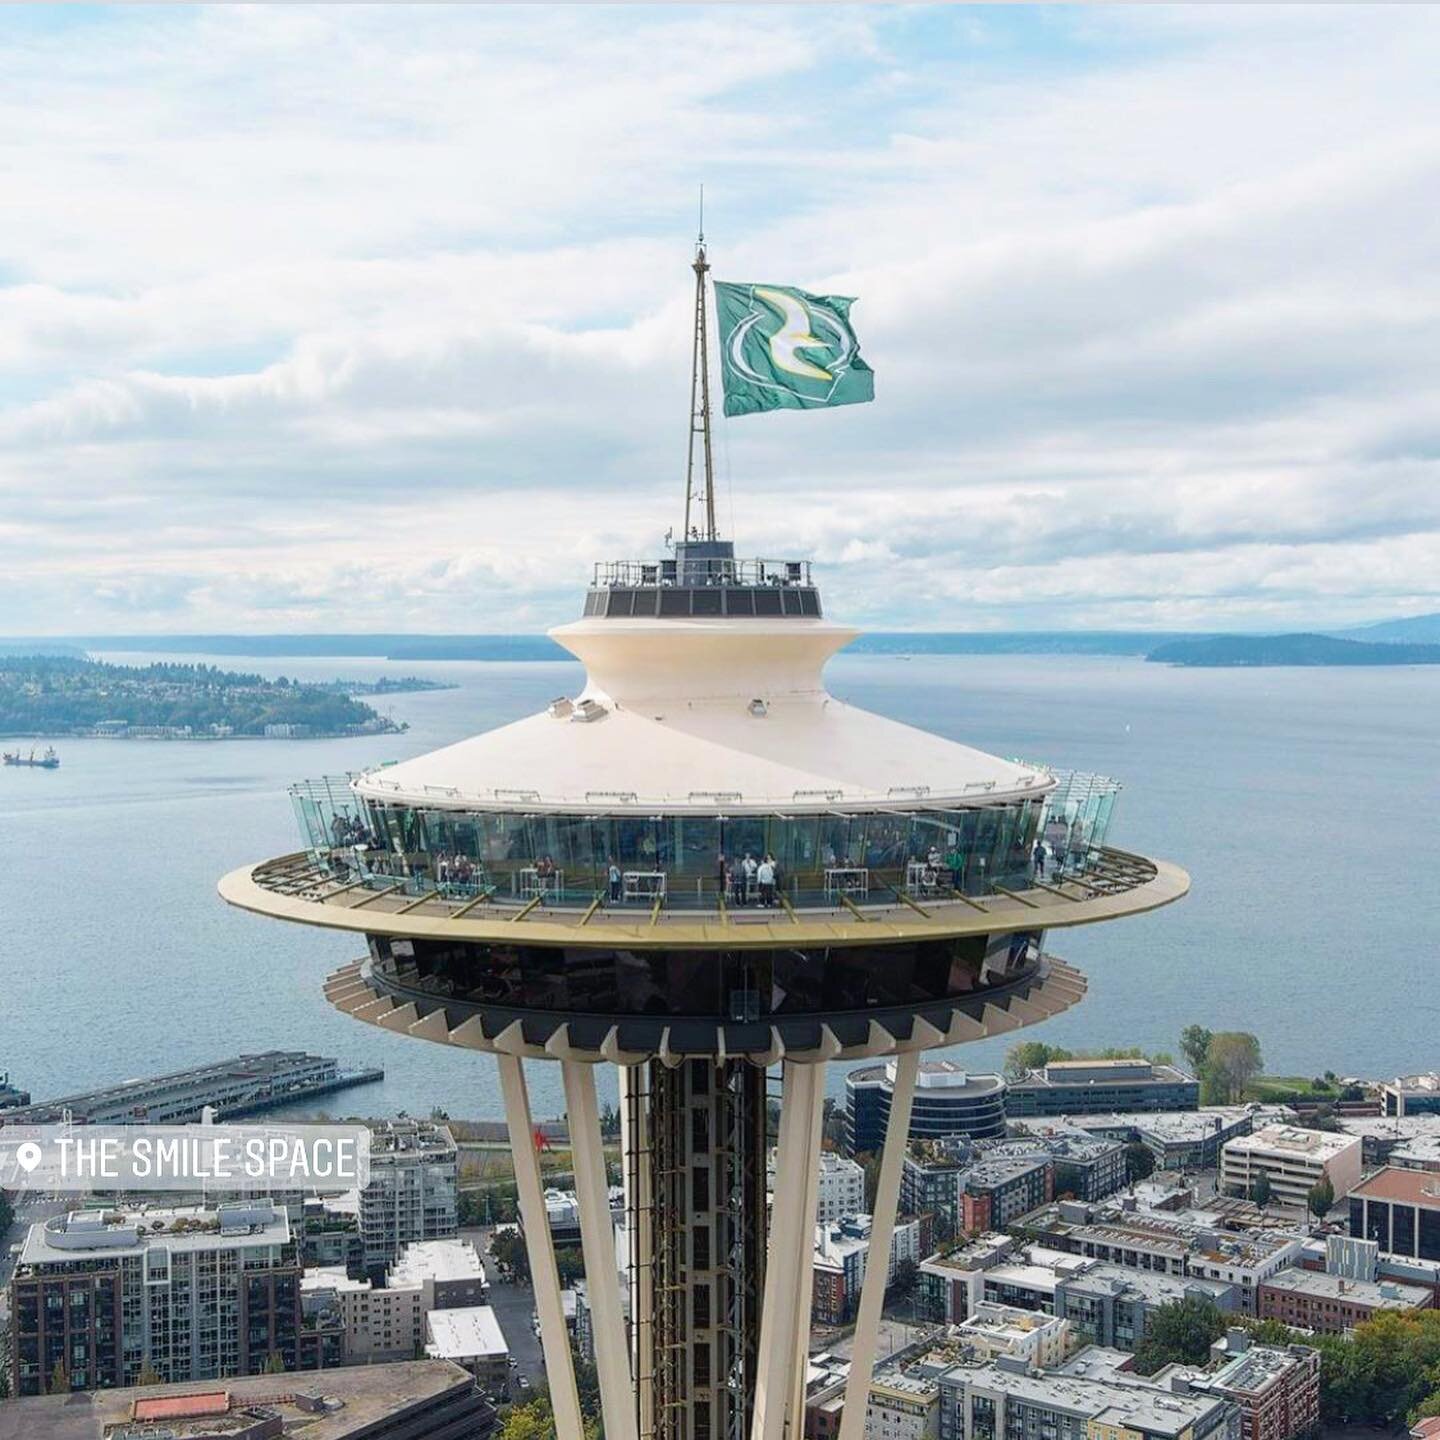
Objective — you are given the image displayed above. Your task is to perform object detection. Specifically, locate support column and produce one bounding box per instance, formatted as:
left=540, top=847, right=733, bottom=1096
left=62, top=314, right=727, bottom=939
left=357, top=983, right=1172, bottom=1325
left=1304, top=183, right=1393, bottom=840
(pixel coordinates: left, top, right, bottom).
left=837, top=1049, right=919, bottom=1440
left=564, top=1059, right=640, bottom=1440
left=751, top=1060, right=826, bottom=1440
left=497, top=1053, right=584, bottom=1440
left=620, top=1063, right=655, bottom=1440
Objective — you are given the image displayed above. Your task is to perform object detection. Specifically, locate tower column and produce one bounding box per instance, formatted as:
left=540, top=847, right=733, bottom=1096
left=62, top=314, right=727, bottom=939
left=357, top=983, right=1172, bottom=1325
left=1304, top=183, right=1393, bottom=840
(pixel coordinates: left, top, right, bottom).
left=564, top=1060, right=640, bottom=1440
left=752, top=1059, right=826, bottom=1440
left=837, top=1049, right=919, bottom=1440
left=620, top=1063, right=655, bottom=1440
left=497, top=1053, right=584, bottom=1440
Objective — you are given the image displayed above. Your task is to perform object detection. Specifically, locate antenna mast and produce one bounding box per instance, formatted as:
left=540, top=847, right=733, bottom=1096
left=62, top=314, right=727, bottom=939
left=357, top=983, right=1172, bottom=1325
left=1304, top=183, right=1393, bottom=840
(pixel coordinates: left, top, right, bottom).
left=684, top=193, right=718, bottom=542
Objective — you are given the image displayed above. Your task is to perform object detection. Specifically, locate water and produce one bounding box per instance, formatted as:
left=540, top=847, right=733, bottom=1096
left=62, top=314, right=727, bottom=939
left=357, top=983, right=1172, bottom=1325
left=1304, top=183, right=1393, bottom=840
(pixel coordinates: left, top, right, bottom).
left=2, top=651, right=1437, bottom=1123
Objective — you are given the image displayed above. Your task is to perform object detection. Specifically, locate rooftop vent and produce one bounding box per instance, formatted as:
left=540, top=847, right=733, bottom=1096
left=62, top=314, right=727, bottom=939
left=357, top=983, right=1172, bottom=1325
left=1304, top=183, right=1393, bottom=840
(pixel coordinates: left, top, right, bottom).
left=571, top=699, right=607, bottom=724
left=748, top=698, right=768, bottom=717
left=548, top=697, right=574, bottom=719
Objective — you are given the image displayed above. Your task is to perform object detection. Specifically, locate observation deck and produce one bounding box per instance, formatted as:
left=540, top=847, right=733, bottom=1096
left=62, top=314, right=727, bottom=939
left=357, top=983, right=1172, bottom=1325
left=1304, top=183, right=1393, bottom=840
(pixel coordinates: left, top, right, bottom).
left=582, top=541, right=822, bottom=619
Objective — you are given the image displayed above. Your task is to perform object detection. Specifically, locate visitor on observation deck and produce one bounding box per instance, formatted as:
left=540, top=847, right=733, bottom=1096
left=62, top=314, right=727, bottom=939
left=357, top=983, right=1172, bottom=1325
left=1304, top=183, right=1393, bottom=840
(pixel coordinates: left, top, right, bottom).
left=757, top=855, right=776, bottom=907
left=607, top=858, right=621, bottom=902
left=742, top=853, right=758, bottom=904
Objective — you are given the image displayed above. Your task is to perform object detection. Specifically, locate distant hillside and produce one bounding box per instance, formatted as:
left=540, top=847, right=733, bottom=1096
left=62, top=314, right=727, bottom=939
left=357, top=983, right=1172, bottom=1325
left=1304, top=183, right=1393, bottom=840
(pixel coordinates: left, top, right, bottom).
left=1339, top=612, right=1440, bottom=644
left=21, top=630, right=1203, bottom=661
left=1148, top=634, right=1440, bottom=667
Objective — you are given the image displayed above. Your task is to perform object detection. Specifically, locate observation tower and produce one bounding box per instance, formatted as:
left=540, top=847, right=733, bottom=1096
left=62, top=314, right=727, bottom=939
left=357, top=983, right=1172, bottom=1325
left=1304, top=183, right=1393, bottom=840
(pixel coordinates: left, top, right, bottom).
left=220, top=243, right=1187, bottom=1440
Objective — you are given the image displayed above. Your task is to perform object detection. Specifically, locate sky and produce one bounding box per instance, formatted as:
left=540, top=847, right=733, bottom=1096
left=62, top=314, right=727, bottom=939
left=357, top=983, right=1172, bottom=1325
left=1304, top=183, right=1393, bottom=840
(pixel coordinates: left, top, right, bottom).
left=2, top=4, right=1439, bottom=636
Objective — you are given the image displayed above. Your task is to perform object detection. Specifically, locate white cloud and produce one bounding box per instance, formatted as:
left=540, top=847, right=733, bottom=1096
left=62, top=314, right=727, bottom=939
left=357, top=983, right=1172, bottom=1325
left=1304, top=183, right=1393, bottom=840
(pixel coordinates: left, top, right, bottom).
left=1, top=4, right=1438, bottom=633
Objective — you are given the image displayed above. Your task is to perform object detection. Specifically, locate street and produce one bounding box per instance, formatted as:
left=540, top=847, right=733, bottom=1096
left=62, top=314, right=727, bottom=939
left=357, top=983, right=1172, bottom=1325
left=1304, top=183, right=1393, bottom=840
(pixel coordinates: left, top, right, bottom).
left=462, top=1225, right=546, bottom=1394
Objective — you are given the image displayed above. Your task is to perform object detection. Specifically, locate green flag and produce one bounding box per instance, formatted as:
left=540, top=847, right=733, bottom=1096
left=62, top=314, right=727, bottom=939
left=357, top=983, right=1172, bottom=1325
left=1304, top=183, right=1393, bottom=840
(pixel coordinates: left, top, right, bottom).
left=713, top=281, right=874, bottom=418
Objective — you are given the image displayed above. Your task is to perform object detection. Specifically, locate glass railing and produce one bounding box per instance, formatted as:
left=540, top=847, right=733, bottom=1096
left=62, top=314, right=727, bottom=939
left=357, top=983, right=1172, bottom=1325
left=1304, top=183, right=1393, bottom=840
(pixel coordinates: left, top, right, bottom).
left=285, top=771, right=1124, bottom=915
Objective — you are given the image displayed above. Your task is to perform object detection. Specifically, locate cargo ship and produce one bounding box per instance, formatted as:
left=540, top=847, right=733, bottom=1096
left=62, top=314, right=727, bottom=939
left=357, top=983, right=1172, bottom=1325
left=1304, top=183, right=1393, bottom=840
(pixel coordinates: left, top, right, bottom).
left=2, top=746, right=59, bottom=768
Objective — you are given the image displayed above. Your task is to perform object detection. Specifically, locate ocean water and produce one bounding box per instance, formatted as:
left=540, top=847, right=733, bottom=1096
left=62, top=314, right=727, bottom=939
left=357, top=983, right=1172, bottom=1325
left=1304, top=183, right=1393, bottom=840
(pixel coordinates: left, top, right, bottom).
left=2, top=650, right=1437, bottom=1123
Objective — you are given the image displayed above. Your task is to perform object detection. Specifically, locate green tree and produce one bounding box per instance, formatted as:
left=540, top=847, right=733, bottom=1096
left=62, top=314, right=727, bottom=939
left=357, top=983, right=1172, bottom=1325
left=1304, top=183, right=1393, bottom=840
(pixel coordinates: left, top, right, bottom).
left=135, top=1363, right=163, bottom=1387
left=491, top=1227, right=532, bottom=1282
left=1131, top=1297, right=1227, bottom=1374
left=1124, top=1141, right=1155, bottom=1185
left=49, top=1360, right=70, bottom=1395
left=1308, top=1175, right=1335, bottom=1219
left=1003, top=1041, right=1071, bottom=1080
left=555, top=1246, right=586, bottom=1287
left=889, top=1258, right=918, bottom=1298
left=1203, top=1032, right=1263, bottom=1102
left=501, top=1396, right=556, bottom=1440
left=265, top=1351, right=287, bottom=1374
left=1250, top=1172, right=1272, bottom=1208
left=1179, top=1025, right=1213, bottom=1075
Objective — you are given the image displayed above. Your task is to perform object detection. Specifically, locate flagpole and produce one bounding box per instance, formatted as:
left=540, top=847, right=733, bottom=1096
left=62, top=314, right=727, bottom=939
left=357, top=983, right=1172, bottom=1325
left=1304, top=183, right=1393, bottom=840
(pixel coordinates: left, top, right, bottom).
left=684, top=211, right=718, bottom=542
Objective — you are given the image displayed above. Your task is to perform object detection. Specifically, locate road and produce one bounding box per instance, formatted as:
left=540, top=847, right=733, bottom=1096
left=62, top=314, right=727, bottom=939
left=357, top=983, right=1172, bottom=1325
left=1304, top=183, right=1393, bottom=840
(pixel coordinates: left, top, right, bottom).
left=462, top=1225, right=546, bottom=1398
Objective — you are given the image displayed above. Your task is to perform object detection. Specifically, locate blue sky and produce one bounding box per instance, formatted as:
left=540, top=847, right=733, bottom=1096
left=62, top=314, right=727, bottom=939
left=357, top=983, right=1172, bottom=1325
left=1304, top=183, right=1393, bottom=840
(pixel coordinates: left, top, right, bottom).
left=1, top=4, right=1438, bottom=634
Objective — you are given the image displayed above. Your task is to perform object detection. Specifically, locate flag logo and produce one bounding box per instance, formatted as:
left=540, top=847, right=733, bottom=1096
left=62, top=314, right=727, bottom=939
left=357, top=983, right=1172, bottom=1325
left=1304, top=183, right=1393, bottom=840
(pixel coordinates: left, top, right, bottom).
left=713, top=281, right=874, bottom=417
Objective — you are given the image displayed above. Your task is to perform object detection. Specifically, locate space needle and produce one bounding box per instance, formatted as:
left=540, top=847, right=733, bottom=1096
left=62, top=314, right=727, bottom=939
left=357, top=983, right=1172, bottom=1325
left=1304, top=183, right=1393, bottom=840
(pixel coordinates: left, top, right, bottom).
left=220, top=239, right=1188, bottom=1440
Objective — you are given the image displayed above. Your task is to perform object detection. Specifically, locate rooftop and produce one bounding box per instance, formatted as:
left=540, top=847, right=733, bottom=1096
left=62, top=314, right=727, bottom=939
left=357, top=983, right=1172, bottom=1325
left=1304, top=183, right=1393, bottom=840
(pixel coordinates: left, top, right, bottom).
left=944, top=1360, right=1231, bottom=1438
left=1351, top=1167, right=1440, bottom=1205
left=1226, top=1125, right=1361, bottom=1161
left=1261, top=1267, right=1432, bottom=1308
left=425, top=1304, right=509, bottom=1361
left=1013, top=1060, right=1196, bottom=1089
left=0, top=1359, right=478, bottom=1440
left=19, top=1203, right=289, bottom=1266
left=851, top=1063, right=1005, bottom=1094
left=390, top=1236, right=487, bottom=1287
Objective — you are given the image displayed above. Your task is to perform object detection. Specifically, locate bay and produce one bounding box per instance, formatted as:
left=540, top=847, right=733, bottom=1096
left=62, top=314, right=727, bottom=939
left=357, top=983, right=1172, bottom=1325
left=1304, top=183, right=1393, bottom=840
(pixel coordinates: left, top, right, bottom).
left=2, top=650, right=1436, bottom=1124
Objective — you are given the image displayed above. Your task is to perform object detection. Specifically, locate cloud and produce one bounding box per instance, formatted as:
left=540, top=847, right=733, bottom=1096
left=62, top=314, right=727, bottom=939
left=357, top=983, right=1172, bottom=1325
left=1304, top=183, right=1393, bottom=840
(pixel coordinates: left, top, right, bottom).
left=1, top=5, right=1438, bottom=633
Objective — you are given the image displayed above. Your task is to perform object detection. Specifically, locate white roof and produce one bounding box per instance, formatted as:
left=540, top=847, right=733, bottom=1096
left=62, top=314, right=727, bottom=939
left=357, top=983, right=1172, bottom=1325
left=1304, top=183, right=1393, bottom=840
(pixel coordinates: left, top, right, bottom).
left=425, top=1305, right=509, bottom=1360
left=391, top=1238, right=486, bottom=1287
left=354, top=617, right=1049, bottom=814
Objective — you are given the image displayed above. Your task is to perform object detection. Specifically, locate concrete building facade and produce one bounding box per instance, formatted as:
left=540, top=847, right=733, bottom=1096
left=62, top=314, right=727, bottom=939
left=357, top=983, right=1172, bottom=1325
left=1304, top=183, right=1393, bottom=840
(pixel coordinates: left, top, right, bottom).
left=1007, top=1061, right=1199, bottom=1118
left=1220, top=1127, right=1362, bottom=1215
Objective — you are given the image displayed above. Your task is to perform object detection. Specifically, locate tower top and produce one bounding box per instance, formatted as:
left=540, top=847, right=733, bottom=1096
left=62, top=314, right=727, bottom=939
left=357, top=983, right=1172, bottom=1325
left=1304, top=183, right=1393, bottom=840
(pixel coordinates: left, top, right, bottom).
left=684, top=234, right=718, bottom=543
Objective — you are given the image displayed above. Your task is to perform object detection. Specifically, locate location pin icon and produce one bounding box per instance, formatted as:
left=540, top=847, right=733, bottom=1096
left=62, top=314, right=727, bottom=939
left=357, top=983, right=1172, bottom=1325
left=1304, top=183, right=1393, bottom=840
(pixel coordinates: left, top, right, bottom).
left=15, top=1141, right=42, bottom=1173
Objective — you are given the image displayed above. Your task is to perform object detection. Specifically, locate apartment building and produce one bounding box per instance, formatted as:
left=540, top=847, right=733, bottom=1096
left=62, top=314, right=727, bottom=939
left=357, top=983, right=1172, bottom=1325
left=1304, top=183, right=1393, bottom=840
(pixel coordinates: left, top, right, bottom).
left=1220, top=1127, right=1362, bottom=1215
left=9, top=1203, right=300, bottom=1397
left=1257, top=1267, right=1432, bottom=1334
left=1188, top=1331, right=1321, bottom=1440
left=360, top=1119, right=459, bottom=1270
left=865, top=1372, right=940, bottom=1440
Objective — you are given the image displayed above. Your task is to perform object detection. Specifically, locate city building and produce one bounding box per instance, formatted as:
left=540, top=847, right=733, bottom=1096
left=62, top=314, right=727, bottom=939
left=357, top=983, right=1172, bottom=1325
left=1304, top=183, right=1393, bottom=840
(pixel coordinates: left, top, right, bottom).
left=1053, top=1265, right=1239, bottom=1352
left=777, top=1150, right=869, bottom=1224
left=360, top=1119, right=459, bottom=1271
left=425, top=1305, right=511, bottom=1392
left=961, top=1155, right=1054, bottom=1233
left=1040, top=1108, right=1255, bottom=1171
left=221, top=241, right=1188, bottom=1440
left=390, top=1236, right=490, bottom=1309
left=904, top=1147, right=971, bottom=1230
left=1348, top=1168, right=1440, bottom=1260
left=1257, top=1267, right=1433, bottom=1333
left=813, top=1215, right=926, bottom=1325
left=0, top=1051, right=382, bottom=1126
left=9, top=1203, right=301, bottom=1397
left=918, top=1235, right=1017, bottom=1325
left=954, top=1302, right=1071, bottom=1367
left=0, top=1357, right=495, bottom=1440
left=1332, top=1114, right=1440, bottom=1169
left=865, top=1372, right=940, bottom=1440
left=1383, top=1074, right=1440, bottom=1118
left=302, top=1265, right=426, bottom=1364
left=936, top=1356, right=1239, bottom=1440
left=537, top=1189, right=583, bottom=1246
left=1220, top=1126, right=1363, bottom=1214
left=298, top=1190, right=364, bottom=1271
left=1007, top=1060, right=1200, bottom=1118
left=1021, top=1199, right=1306, bottom=1315
left=1187, top=1330, right=1320, bottom=1440
left=848, top=1062, right=1008, bottom=1155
